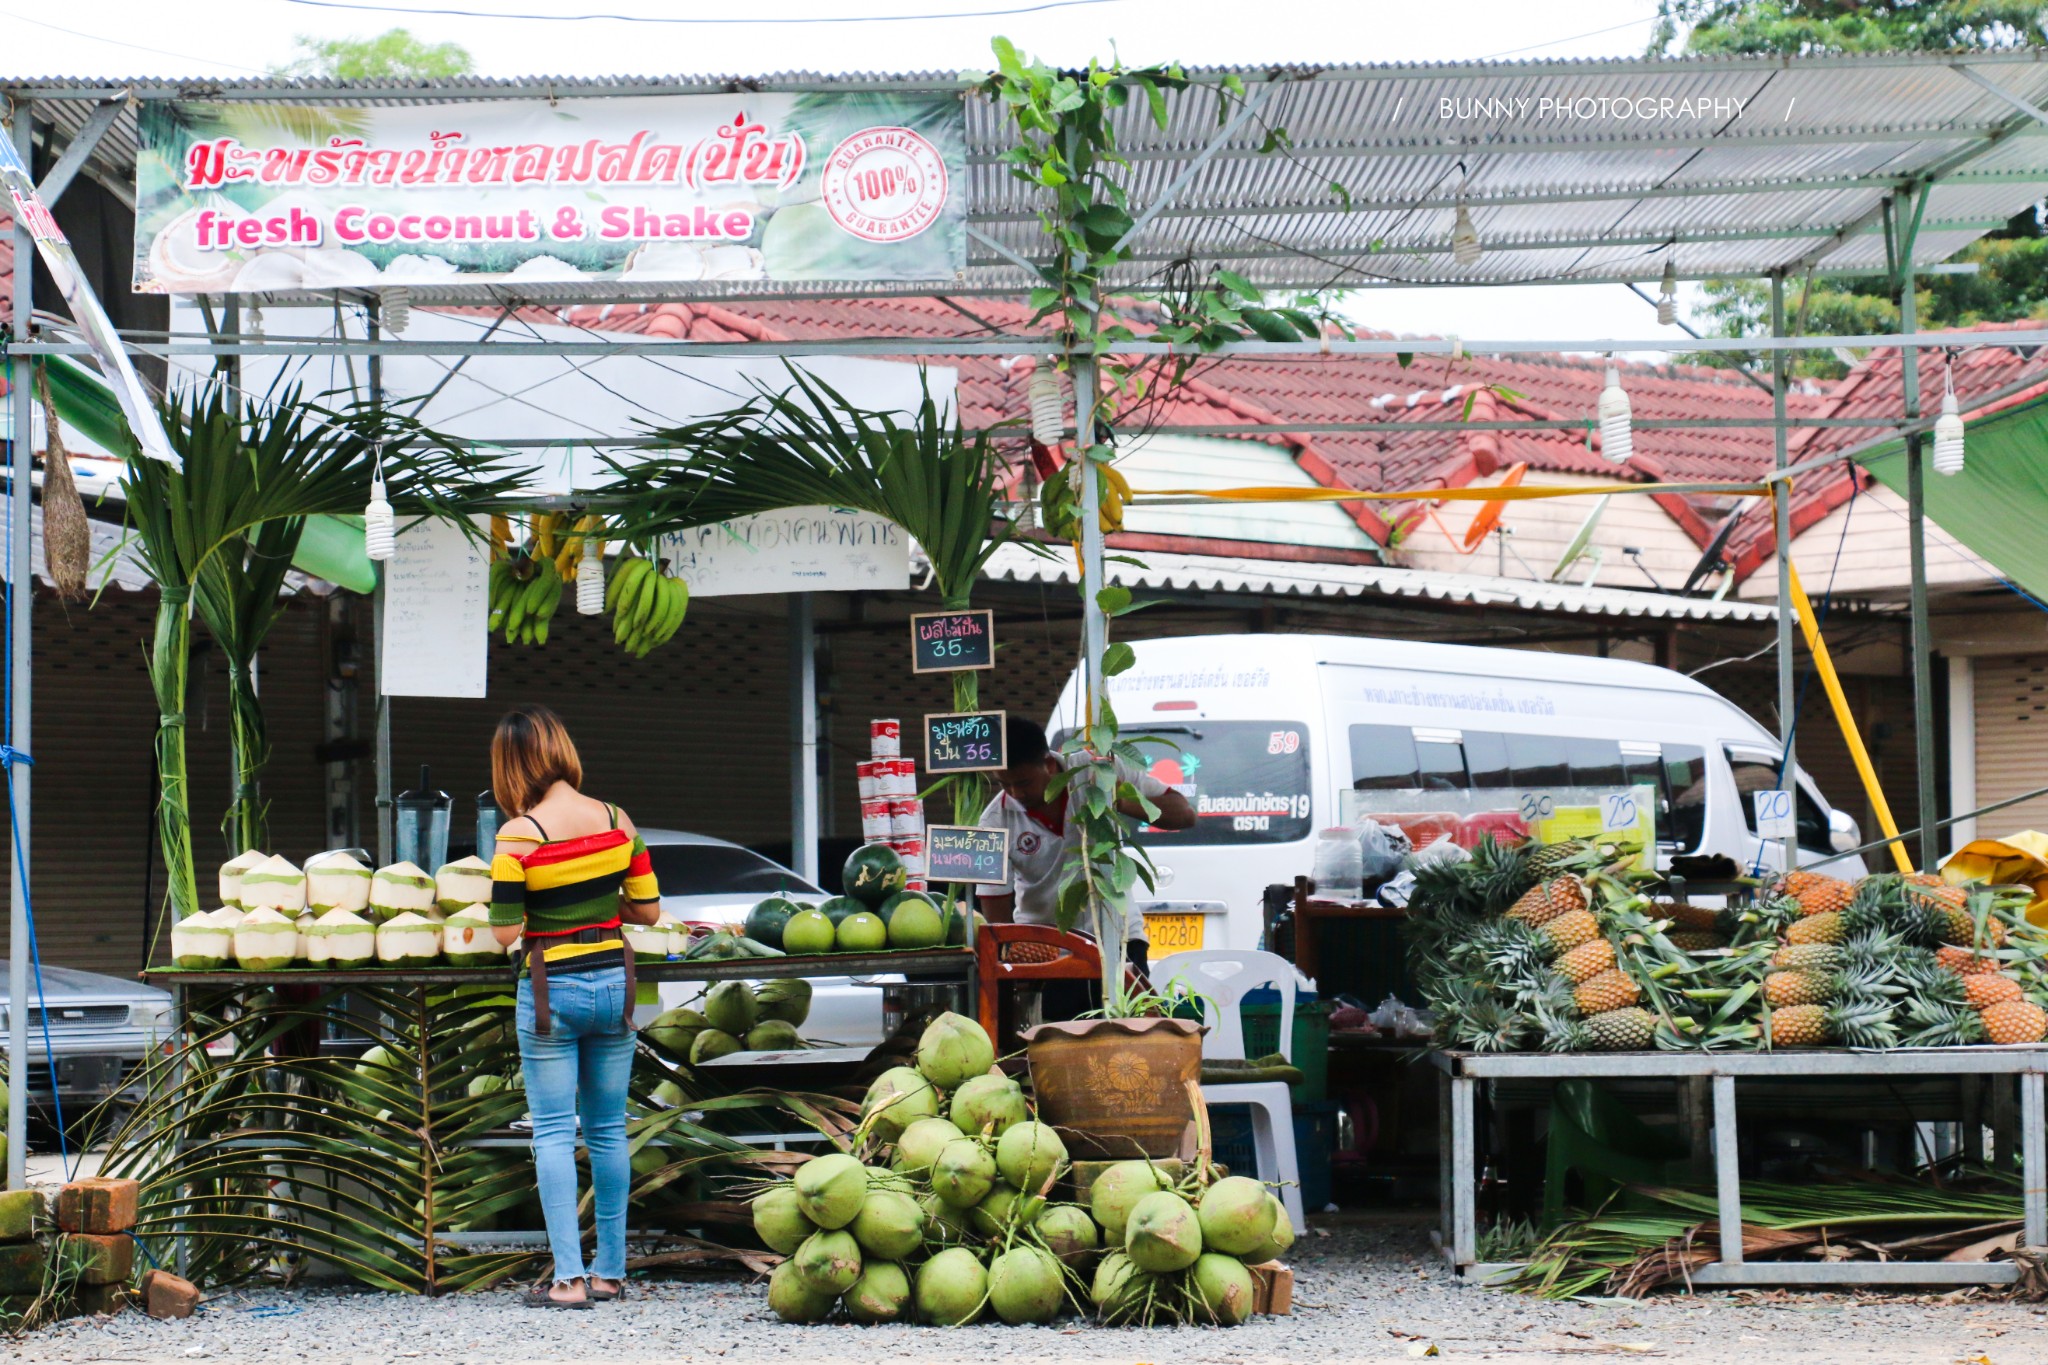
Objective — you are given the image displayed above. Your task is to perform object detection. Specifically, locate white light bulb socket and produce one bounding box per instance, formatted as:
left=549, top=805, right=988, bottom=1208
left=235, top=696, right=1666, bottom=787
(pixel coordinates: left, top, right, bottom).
left=1599, top=366, right=1634, bottom=465
left=1027, top=370, right=1065, bottom=445
left=1451, top=202, right=1482, bottom=267
left=1933, top=389, right=1966, bottom=475
left=577, top=537, right=605, bottom=614
left=245, top=306, right=265, bottom=339
left=381, top=287, right=411, bottom=335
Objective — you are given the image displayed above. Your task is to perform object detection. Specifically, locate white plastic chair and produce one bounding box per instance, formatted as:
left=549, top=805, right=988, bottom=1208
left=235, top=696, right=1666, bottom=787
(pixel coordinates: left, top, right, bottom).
left=1155, top=949, right=1308, bottom=1230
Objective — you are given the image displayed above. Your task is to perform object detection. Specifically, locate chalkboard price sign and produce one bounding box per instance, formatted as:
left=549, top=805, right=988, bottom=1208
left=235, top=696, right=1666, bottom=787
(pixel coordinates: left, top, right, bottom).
left=909, top=609, right=995, bottom=673
left=926, top=825, right=1011, bottom=885
left=925, top=709, right=1007, bottom=773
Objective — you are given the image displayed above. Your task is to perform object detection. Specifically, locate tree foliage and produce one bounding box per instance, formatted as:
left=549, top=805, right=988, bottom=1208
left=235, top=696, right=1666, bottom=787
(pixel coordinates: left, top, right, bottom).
left=1652, top=0, right=2048, bottom=55
left=276, top=27, right=473, bottom=81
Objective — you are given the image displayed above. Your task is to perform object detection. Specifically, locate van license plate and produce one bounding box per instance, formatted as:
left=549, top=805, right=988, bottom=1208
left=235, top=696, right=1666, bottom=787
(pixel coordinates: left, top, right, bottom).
left=1145, top=913, right=1205, bottom=952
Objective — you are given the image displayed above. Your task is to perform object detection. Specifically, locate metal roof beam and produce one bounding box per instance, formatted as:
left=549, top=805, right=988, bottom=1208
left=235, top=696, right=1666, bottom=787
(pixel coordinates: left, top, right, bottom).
left=1111, top=79, right=1280, bottom=255
left=33, top=95, right=123, bottom=205
left=1951, top=64, right=2048, bottom=131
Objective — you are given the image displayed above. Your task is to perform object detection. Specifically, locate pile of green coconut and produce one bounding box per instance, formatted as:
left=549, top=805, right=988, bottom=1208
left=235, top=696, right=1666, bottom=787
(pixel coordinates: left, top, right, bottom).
left=642, top=978, right=817, bottom=1069
left=750, top=1012, right=1294, bottom=1328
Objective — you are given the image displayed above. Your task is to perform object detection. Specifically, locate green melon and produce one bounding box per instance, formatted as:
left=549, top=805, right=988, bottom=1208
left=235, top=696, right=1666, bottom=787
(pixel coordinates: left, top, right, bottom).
left=743, top=896, right=803, bottom=949
left=842, top=844, right=908, bottom=908
left=837, top=912, right=888, bottom=953
left=878, top=889, right=939, bottom=926
left=886, top=897, right=946, bottom=950
left=815, top=895, right=866, bottom=928
left=782, top=908, right=835, bottom=956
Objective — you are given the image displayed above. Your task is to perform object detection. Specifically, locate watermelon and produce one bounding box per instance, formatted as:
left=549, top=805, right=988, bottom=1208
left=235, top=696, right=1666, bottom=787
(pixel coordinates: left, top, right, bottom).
left=816, top=895, right=866, bottom=929
left=843, top=844, right=908, bottom=908
left=743, top=897, right=803, bottom=949
left=878, top=889, right=940, bottom=926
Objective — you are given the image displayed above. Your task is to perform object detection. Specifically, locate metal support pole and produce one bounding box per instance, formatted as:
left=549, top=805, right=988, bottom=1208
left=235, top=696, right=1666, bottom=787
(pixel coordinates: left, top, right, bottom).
left=1900, top=222, right=1939, bottom=871
left=1450, top=1074, right=1476, bottom=1268
left=2023, top=1071, right=2046, bottom=1248
left=1075, top=356, right=1106, bottom=721
left=1713, top=1074, right=1743, bottom=1264
left=5, top=113, right=32, bottom=1190
left=1771, top=273, right=1798, bottom=874
left=367, top=312, right=393, bottom=864
left=789, top=593, right=819, bottom=886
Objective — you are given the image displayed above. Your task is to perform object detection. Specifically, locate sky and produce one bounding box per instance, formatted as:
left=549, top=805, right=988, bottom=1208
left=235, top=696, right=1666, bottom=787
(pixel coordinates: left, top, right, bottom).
left=1, top=0, right=1693, bottom=347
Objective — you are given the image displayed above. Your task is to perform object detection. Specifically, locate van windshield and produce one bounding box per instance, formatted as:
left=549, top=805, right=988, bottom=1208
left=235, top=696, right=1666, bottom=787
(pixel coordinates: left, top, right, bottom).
left=1116, top=721, right=1315, bottom=847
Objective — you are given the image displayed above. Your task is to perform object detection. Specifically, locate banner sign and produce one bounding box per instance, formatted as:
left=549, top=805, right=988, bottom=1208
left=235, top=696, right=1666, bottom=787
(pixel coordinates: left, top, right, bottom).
left=657, top=506, right=908, bottom=598
left=132, top=93, right=966, bottom=294
left=0, top=136, right=180, bottom=467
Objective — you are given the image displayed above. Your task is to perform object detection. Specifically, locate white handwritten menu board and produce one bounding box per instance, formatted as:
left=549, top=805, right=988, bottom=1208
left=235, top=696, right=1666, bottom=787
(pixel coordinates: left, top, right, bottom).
left=380, top=516, right=488, bottom=698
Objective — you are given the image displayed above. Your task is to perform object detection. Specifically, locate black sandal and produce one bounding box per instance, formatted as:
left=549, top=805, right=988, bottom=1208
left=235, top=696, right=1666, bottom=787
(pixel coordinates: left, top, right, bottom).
left=524, top=1284, right=594, bottom=1310
left=587, top=1279, right=623, bottom=1302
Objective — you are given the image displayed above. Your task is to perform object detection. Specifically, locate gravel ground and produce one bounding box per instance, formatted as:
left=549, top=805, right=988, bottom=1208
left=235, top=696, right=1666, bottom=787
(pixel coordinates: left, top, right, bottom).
left=22, top=1217, right=2048, bottom=1365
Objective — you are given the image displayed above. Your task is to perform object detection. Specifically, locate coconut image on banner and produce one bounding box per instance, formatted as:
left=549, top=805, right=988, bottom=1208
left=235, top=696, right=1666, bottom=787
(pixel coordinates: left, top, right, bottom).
left=131, top=92, right=967, bottom=293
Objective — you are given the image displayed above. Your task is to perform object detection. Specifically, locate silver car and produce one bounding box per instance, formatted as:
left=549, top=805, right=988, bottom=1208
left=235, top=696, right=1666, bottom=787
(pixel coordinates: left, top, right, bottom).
left=0, top=961, right=173, bottom=1121
left=641, top=830, right=886, bottom=1046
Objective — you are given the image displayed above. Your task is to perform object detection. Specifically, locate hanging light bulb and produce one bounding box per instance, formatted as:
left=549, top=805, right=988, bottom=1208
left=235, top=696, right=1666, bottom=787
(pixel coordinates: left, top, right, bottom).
left=1656, top=259, right=1679, bottom=326
left=1451, top=198, right=1482, bottom=267
left=363, top=457, right=395, bottom=562
left=1599, top=364, right=1634, bottom=465
left=245, top=306, right=265, bottom=339
left=1933, top=362, right=1967, bottom=475
left=380, top=287, right=411, bottom=335
left=1027, top=368, right=1064, bottom=445
left=576, top=532, right=605, bottom=614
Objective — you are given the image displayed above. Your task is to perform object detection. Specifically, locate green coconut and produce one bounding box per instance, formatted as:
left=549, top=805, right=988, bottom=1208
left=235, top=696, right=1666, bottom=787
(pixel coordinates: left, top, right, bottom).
left=369, top=860, right=436, bottom=922
left=375, top=910, right=442, bottom=968
left=919, top=1192, right=972, bottom=1247
left=1089, top=1161, right=1172, bottom=1243
left=842, top=1259, right=912, bottom=1324
left=916, top=1012, right=995, bottom=1089
left=913, top=1246, right=987, bottom=1326
left=649, top=1079, right=690, bottom=1109
left=862, top=1066, right=942, bottom=1142
left=792, top=1228, right=862, bottom=1295
left=1035, top=1203, right=1100, bottom=1270
left=754, top=978, right=813, bottom=1026
left=644, top=1006, right=708, bottom=1055
left=744, top=1019, right=804, bottom=1051
left=950, top=1073, right=1028, bottom=1136
left=171, top=909, right=236, bottom=970
left=691, top=1029, right=742, bottom=1064
left=434, top=855, right=493, bottom=913
left=1243, top=1196, right=1295, bottom=1264
left=793, top=1152, right=869, bottom=1230
left=442, top=905, right=509, bottom=968
left=883, top=896, right=946, bottom=950
left=781, top=908, right=835, bottom=956
left=835, top=912, right=887, bottom=953
left=232, top=906, right=300, bottom=971
left=766, top=1259, right=836, bottom=1324
left=892, top=1116, right=965, bottom=1178
left=1198, top=1176, right=1279, bottom=1257
left=995, top=1121, right=1067, bottom=1198
left=987, top=1244, right=1064, bottom=1325
left=1125, top=1190, right=1203, bottom=1273
left=702, top=980, right=760, bottom=1035
left=1091, top=1251, right=1157, bottom=1324
left=930, top=1138, right=997, bottom=1209
left=306, top=852, right=374, bottom=915
left=1191, top=1252, right=1257, bottom=1325
left=218, top=849, right=265, bottom=910
left=849, top=1187, right=924, bottom=1261
left=969, top=1181, right=1042, bottom=1238
left=466, top=1073, right=512, bottom=1099
left=751, top=1184, right=817, bottom=1255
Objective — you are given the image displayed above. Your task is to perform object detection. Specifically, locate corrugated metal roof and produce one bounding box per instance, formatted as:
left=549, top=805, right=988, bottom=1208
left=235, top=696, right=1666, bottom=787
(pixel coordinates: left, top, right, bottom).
left=979, top=542, right=1775, bottom=622
left=15, top=51, right=2048, bottom=302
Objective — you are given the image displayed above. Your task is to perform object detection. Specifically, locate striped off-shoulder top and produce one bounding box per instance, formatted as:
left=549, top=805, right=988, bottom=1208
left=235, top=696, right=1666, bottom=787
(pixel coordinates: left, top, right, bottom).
left=488, top=804, right=660, bottom=972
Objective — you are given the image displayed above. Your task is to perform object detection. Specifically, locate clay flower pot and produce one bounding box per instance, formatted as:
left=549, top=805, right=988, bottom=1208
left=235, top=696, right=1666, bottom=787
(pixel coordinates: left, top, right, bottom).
left=1021, top=1016, right=1203, bottom=1159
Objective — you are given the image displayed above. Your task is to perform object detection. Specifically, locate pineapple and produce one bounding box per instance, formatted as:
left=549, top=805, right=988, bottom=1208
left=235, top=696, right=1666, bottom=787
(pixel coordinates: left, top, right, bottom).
left=1504, top=876, right=1588, bottom=928
left=1412, top=833, right=1533, bottom=917
left=1785, top=911, right=1845, bottom=946
left=1964, top=973, right=2026, bottom=1009
left=1665, top=903, right=1723, bottom=933
left=1901, top=1000, right=1989, bottom=1048
left=1572, top=968, right=1641, bottom=1015
left=1981, top=999, right=2048, bottom=1045
left=1526, top=839, right=1598, bottom=878
left=1789, top=874, right=1854, bottom=918
left=1936, top=946, right=2002, bottom=976
left=1555, top=937, right=1616, bottom=985
left=1763, top=970, right=1831, bottom=1008
left=1920, top=885, right=2008, bottom=950
left=1767, top=997, right=1897, bottom=1049
left=1771, top=943, right=1843, bottom=973
left=1585, top=1006, right=1657, bottom=1051
left=1764, top=1003, right=1830, bottom=1048
left=1533, top=1001, right=1593, bottom=1054
left=1667, top=929, right=1727, bottom=953
left=1536, top=909, right=1600, bottom=958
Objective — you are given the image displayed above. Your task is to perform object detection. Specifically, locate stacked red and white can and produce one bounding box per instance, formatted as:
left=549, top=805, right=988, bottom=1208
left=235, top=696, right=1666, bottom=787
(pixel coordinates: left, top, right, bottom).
left=863, top=719, right=922, bottom=866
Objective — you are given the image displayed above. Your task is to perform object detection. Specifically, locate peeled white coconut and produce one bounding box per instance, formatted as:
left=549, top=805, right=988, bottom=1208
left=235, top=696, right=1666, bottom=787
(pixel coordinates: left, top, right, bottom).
left=172, top=909, right=236, bottom=970
left=377, top=910, right=442, bottom=968
left=660, top=914, right=689, bottom=959
left=239, top=855, right=306, bottom=914
left=299, top=247, right=381, bottom=287
left=443, top=905, right=510, bottom=969
left=306, top=908, right=376, bottom=968
left=624, top=919, right=670, bottom=962
left=381, top=253, right=459, bottom=282
left=700, top=244, right=762, bottom=280
left=370, top=861, right=436, bottom=922
left=306, top=852, right=373, bottom=914
left=435, top=856, right=493, bottom=913
left=145, top=206, right=245, bottom=293
left=295, top=911, right=316, bottom=961
left=219, top=849, right=265, bottom=910
left=233, top=906, right=300, bottom=971
left=212, top=906, right=247, bottom=931
left=230, top=250, right=308, bottom=292
left=623, top=242, right=708, bottom=280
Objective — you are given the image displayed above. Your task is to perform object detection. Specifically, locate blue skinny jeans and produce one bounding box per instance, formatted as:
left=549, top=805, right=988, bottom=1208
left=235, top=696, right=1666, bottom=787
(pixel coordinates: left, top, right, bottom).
left=516, top=968, right=634, bottom=1285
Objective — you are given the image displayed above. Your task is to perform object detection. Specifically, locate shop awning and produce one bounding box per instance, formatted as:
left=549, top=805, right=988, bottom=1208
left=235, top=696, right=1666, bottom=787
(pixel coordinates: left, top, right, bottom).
left=978, top=543, right=1775, bottom=622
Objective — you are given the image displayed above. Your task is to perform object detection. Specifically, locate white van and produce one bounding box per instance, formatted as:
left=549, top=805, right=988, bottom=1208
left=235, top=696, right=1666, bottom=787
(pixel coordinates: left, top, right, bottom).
left=1047, top=633, right=1865, bottom=955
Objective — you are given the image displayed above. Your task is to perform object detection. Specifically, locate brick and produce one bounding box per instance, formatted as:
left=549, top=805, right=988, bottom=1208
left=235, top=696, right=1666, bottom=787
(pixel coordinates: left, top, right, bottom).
left=1248, top=1260, right=1293, bottom=1316
left=55, top=1179, right=139, bottom=1235
left=0, top=1191, right=44, bottom=1241
left=139, top=1269, right=200, bottom=1320
left=0, top=1241, right=46, bottom=1295
left=60, top=1233, right=132, bottom=1286
left=72, top=1282, right=127, bottom=1316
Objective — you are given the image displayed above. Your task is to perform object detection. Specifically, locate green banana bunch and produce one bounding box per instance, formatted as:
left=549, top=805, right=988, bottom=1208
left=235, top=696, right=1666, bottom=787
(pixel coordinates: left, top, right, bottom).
left=498, top=555, right=563, bottom=646
left=606, top=554, right=689, bottom=658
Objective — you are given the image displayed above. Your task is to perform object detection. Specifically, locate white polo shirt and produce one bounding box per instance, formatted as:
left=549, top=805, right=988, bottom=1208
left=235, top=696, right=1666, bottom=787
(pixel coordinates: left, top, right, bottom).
left=974, top=759, right=1169, bottom=944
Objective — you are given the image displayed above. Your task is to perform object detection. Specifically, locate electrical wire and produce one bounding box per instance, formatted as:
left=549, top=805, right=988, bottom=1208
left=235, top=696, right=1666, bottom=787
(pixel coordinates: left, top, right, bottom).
left=0, top=9, right=270, bottom=72
left=282, top=0, right=1121, bottom=22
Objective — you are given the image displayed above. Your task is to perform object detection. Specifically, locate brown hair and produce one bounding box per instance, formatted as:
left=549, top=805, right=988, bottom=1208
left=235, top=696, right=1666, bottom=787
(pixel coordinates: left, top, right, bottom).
left=491, top=704, right=583, bottom=816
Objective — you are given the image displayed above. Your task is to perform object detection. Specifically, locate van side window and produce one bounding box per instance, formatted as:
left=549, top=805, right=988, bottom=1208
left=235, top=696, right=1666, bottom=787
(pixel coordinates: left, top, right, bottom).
left=1463, top=731, right=1510, bottom=789
left=1504, top=734, right=1570, bottom=788
left=1726, top=748, right=1832, bottom=851
left=1565, top=738, right=1626, bottom=789
left=1349, top=724, right=1422, bottom=790
left=1654, top=746, right=1708, bottom=854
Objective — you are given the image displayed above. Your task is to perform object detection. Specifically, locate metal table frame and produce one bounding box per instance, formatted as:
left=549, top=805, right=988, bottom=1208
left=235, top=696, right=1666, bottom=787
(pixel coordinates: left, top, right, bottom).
left=1432, top=1047, right=2048, bottom=1288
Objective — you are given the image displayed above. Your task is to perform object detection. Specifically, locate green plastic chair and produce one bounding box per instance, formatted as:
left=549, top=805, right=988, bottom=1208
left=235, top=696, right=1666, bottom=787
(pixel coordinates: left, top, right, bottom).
left=1542, top=1079, right=1696, bottom=1224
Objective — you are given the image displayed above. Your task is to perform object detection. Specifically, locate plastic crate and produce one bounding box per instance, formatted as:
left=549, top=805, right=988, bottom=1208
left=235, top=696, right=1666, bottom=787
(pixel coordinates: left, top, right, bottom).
left=1207, top=1105, right=1258, bottom=1180
left=1204, top=1101, right=1337, bottom=1212
left=1239, top=999, right=1331, bottom=1102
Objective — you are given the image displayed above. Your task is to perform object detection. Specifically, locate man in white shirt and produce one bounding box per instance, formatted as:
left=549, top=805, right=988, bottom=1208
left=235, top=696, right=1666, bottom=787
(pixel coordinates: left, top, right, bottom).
left=975, top=716, right=1195, bottom=983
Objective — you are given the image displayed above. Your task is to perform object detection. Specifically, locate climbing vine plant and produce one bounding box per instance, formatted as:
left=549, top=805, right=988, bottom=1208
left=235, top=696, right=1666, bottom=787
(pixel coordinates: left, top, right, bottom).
left=980, top=39, right=1347, bottom=1009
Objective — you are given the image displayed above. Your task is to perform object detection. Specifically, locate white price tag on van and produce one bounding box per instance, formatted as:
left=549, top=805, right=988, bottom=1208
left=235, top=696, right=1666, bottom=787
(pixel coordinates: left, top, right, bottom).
left=1753, top=789, right=1796, bottom=840
left=1600, top=789, right=1643, bottom=833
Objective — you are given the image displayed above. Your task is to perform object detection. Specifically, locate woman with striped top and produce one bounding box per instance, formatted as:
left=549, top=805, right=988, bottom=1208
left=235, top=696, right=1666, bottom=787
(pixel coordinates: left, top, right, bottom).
left=487, top=704, right=661, bottom=1309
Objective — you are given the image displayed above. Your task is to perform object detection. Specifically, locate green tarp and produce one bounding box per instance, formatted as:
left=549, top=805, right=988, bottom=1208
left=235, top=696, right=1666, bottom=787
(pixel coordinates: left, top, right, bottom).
left=1856, top=392, right=2048, bottom=603
left=31, top=356, right=377, bottom=593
